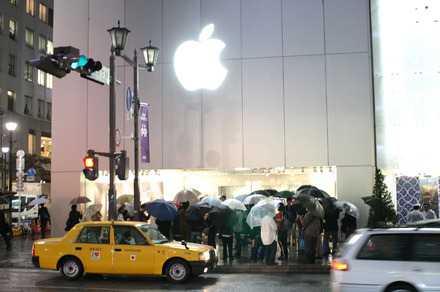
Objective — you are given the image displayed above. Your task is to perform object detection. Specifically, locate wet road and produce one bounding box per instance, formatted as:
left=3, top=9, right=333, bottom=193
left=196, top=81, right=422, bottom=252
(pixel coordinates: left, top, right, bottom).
left=1, top=267, right=330, bottom=291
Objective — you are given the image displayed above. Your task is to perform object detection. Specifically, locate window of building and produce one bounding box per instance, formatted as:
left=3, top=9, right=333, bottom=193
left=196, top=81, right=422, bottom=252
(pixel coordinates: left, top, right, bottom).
left=37, top=69, right=45, bottom=86
left=8, top=54, right=16, bottom=76
left=46, top=73, right=53, bottom=89
left=26, top=0, right=35, bottom=16
left=39, top=3, right=47, bottom=23
left=25, top=61, right=33, bottom=82
left=28, top=130, right=36, bottom=155
left=38, top=34, right=46, bottom=52
left=25, top=27, right=33, bottom=47
left=24, top=96, right=33, bottom=116
left=47, top=40, right=53, bottom=54
left=48, top=8, right=53, bottom=27
left=7, top=90, right=15, bottom=111
left=41, top=134, right=51, bottom=157
left=37, top=100, right=44, bottom=119
left=9, top=19, right=17, bottom=40
left=46, top=102, right=51, bottom=120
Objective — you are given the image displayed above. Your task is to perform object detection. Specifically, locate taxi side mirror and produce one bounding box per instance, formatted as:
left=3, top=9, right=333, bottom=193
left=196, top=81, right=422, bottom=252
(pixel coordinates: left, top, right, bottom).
left=181, top=240, right=189, bottom=249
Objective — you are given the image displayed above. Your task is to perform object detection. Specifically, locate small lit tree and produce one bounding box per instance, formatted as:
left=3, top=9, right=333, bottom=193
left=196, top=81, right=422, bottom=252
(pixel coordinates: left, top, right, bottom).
left=367, top=168, right=398, bottom=227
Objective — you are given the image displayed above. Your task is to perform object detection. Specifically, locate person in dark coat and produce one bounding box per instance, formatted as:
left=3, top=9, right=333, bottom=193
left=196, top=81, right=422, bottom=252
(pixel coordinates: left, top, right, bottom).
left=341, top=203, right=357, bottom=239
left=65, top=204, right=82, bottom=231
left=156, top=219, right=172, bottom=239
left=323, top=208, right=340, bottom=256
left=205, top=214, right=217, bottom=248
left=178, top=202, right=190, bottom=241
left=188, top=217, right=206, bottom=244
left=38, top=203, right=50, bottom=238
left=0, top=210, right=11, bottom=249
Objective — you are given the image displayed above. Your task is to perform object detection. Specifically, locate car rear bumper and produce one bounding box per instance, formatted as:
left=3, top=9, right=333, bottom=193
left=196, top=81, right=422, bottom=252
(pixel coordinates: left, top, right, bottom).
left=32, top=256, right=40, bottom=268
left=188, top=258, right=217, bottom=275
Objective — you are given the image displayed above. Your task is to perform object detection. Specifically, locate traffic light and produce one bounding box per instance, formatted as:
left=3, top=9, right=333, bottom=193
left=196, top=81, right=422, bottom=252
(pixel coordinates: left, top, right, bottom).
left=83, top=152, right=99, bottom=181
left=29, top=55, right=70, bottom=78
left=116, top=150, right=129, bottom=180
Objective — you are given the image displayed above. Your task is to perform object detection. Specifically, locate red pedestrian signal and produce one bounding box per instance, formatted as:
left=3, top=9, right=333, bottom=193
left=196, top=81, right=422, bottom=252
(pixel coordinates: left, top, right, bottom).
left=83, top=154, right=98, bottom=181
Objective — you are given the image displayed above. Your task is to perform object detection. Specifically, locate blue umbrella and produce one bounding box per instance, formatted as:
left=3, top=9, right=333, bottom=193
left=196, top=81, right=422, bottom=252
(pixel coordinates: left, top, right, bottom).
left=201, top=196, right=222, bottom=207
left=145, top=199, right=178, bottom=221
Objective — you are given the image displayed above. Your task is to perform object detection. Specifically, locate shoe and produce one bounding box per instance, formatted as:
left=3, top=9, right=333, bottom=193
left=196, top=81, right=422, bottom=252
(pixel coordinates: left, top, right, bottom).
left=278, top=256, right=285, bottom=260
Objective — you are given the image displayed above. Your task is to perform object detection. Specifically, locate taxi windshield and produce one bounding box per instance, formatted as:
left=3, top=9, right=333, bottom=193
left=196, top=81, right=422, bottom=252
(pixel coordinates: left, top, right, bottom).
left=139, top=225, right=170, bottom=244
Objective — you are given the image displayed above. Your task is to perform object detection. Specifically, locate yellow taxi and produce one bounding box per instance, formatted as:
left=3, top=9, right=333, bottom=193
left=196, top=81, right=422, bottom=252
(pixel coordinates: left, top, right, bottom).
left=32, top=221, right=217, bottom=283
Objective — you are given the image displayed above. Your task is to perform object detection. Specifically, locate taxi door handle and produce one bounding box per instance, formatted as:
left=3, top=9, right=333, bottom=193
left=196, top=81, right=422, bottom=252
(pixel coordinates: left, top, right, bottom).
left=115, top=249, right=121, bottom=252
left=75, top=247, right=82, bottom=251
left=413, top=267, right=423, bottom=272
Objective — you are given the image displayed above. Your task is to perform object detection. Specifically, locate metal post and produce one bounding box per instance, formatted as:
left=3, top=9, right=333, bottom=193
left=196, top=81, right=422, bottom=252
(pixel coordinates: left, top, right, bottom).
left=8, top=131, right=12, bottom=192
left=133, top=50, right=141, bottom=221
left=108, top=47, right=117, bottom=220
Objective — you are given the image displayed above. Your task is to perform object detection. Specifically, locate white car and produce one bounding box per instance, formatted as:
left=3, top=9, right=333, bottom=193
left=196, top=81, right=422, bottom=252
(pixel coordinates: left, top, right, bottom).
left=331, top=221, right=440, bottom=292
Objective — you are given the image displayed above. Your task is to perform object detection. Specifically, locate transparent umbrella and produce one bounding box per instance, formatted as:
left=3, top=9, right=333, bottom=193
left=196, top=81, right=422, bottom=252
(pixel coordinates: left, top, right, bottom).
left=174, top=188, right=201, bottom=203
left=338, top=201, right=360, bottom=219
left=245, top=199, right=277, bottom=229
left=222, top=198, right=247, bottom=211
left=243, top=194, right=268, bottom=205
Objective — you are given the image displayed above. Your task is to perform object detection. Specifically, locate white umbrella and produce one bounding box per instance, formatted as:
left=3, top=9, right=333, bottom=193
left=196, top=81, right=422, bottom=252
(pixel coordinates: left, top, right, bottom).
left=174, top=188, right=201, bottom=203
left=245, top=199, right=277, bottom=229
left=222, top=198, right=247, bottom=211
left=201, top=196, right=222, bottom=207
left=243, top=194, right=268, bottom=205
left=84, top=203, right=103, bottom=218
left=28, top=197, right=49, bottom=206
left=117, top=194, right=134, bottom=204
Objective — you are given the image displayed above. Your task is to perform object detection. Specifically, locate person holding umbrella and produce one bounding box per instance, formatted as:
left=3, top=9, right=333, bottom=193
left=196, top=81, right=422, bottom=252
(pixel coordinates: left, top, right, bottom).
left=301, top=209, right=321, bottom=264
left=38, top=203, right=50, bottom=238
left=65, top=205, right=82, bottom=231
left=261, top=214, right=277, bottom=265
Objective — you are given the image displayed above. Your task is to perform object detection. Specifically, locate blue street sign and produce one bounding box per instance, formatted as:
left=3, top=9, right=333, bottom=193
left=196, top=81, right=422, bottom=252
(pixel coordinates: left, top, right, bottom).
left=27, top=168, right=36, bottom=177
left=126, top=87, right=132, bottom=111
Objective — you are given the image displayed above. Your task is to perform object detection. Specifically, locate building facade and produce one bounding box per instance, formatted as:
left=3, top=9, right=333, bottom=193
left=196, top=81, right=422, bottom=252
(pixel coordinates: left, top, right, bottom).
left=51, top=0, right=374, bottom=237
left=0, top=0, right=53, bottom=190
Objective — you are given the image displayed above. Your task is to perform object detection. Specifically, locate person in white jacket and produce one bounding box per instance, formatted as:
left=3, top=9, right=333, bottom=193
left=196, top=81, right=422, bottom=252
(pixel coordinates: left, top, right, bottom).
left=261, top=214, right=277, bottom=265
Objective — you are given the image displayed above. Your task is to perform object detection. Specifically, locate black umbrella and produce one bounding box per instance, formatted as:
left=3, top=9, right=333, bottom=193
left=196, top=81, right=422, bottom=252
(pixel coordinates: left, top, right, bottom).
left=249, top=190, right=271, bottom=197
left=291, top=199, right=307, bottom=215
left=208, top=204, right=235, bottom=230
left=361, top=196, right=374, bottom=207
left=320, top=197, right=342, bottom=215
left=264, top=189, right=278, bottom=197
left=295, top=186, right=330, bottom=199
left=274, top=190, right=295, bottom=198
left=186, top=201, right=211, bottom=221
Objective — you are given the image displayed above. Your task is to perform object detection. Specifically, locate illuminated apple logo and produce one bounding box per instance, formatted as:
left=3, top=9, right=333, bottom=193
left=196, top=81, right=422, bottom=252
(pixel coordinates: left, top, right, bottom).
left=174, top=24, right=227, bottom=91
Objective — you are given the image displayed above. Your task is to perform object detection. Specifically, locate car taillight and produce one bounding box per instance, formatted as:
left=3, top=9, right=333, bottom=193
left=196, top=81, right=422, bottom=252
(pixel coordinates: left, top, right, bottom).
left=32, top=244, right=35, bottom=256
left=331, top=260, right=348, bottom=271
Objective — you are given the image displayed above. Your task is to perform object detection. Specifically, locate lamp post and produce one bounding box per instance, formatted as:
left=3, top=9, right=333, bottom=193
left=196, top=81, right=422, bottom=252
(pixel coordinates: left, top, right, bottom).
left=5, top=122, right=17, bottom=192
left=1, top=147, right=9, bottom=192
left=108, top=21, right=159, bottom=221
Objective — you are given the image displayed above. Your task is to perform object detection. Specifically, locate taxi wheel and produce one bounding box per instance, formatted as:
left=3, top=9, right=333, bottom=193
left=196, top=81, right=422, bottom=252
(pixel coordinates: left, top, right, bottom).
left=60, top=257, right=84, bottom=280
left=165, top=259, right=190, bottom=284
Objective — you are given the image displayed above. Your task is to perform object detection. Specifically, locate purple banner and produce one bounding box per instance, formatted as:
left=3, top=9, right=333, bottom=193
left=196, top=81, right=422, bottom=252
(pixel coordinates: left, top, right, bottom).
left=140, top=105, right=150, bottom=163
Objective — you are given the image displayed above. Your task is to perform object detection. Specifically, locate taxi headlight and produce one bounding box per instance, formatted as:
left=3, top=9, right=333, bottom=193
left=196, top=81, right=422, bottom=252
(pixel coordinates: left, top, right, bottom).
left=199, top=251, right=210, bottom=261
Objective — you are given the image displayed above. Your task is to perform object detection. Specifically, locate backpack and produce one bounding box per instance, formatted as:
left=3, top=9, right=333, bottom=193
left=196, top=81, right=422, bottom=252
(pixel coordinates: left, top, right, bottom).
left=280, top=212, right=291, bottom=231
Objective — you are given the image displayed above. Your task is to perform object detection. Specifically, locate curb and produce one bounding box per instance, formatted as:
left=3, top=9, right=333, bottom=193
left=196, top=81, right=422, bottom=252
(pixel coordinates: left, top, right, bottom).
left=215, top=264, right=330, bottom=274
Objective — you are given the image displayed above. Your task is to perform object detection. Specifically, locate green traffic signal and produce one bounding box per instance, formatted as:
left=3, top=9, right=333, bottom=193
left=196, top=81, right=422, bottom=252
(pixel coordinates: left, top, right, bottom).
left=70, top=55, right=88, bottom=69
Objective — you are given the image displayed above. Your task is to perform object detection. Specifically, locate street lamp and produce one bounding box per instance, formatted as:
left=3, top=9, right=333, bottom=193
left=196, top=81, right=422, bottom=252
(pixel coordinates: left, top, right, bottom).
left=108, top=21, right=159, bottom=221
left=5, top=122, right=17, bottom=192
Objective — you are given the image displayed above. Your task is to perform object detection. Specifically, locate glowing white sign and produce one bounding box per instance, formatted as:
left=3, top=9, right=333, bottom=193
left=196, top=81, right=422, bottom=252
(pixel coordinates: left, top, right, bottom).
left=174, top=24, right=227, bottom=91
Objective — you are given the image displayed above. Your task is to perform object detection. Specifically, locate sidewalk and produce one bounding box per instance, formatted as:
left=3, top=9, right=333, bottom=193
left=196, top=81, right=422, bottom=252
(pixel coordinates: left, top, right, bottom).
left=0, top=233, right=330, bottom=274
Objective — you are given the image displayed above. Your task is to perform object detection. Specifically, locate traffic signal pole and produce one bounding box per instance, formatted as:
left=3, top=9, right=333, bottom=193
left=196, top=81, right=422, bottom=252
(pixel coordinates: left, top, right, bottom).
left=108, top=47, right=117, bottom=220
